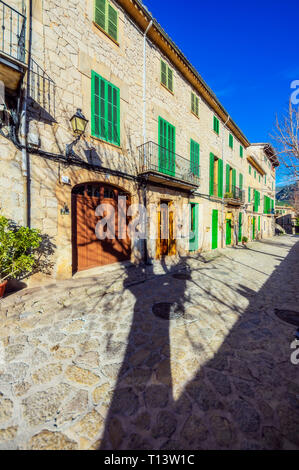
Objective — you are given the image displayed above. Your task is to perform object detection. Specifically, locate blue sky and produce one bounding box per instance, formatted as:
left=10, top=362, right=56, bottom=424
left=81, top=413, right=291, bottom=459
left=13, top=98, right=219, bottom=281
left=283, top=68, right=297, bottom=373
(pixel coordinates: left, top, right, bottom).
left=144, top=0, right=299, bottom=187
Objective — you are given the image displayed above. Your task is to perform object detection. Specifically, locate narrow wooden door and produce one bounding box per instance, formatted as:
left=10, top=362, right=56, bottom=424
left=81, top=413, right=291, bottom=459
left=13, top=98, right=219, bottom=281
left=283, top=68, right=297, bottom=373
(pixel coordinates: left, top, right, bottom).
left=226, top=219, right=232, bottom=245
left=252, top=216, right=256, bottom=240
left=189, top=203, right=199, bottom=251
left=238, top=212, right=242, bottom=242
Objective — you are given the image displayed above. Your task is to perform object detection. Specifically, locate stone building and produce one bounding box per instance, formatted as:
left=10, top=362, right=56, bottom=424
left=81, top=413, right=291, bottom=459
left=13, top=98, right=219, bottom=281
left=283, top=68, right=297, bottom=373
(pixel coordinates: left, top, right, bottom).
left=275, top=205, right=297, bottom=234
left=0, top=0, right=278, bottom=286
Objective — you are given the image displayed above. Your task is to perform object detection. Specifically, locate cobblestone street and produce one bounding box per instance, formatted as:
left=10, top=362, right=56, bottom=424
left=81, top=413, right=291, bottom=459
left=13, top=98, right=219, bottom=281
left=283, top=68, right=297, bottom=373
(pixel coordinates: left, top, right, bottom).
left=0, top=235, right=298, bottom=450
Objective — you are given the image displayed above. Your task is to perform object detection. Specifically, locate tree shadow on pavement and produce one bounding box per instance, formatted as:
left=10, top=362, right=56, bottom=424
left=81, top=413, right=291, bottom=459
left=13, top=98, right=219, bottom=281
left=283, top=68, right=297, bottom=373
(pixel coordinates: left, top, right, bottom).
left=99, top=239, right=299, bottom=450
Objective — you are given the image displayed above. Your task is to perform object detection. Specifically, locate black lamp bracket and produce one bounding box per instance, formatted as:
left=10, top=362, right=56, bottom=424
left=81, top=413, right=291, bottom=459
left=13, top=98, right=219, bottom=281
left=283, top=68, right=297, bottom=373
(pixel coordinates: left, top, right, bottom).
left=65, top=134, right=82, bottom=158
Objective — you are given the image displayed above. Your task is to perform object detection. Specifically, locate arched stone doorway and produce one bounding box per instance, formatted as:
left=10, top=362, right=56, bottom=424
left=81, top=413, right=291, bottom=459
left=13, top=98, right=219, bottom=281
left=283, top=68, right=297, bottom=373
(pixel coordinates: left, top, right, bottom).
left=71, top=182, right=131, bottom=273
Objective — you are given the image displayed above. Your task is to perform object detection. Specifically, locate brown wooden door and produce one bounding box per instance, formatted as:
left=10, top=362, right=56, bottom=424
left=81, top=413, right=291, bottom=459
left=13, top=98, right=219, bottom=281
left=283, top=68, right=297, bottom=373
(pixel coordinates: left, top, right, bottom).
left=72, top=184, right=131, bottom=272
left=156, top=201, right=176, bottom=258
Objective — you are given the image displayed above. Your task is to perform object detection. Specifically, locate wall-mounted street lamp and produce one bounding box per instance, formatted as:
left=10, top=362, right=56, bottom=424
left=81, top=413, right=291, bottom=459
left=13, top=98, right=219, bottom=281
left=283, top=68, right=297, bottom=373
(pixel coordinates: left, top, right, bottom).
left=65, top=109, right=88, bottom=158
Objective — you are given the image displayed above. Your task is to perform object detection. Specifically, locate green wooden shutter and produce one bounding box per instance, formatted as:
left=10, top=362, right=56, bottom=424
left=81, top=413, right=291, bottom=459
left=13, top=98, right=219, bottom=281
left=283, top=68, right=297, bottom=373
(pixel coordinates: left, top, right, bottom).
left=112, top=86, right=120, bottom=145
left=240, top=145, right=243, bottom=157
left=226, top=164, right=230, bottom=192
left=232, top=168, right=236, bottom=189
left=213, top=116, right=219, bottom=134
left=161, top=60, right=167, bottom=87
left=218, top=158, right=223, bottom=198
left=229, top=134, right=233, bottom=148
left=239, top=173, right=243, bottom=190
left=94, top=0, right=106, bottom=30
left=158, top=117, right=175, bottom=176
left=168, top=67, right=173, bottom=92
left=190, top=139, right=199, bottom=176
left=258, top=216, right=261, bottom=231
left=212, top=209, right=218, bottom=249
left=91, top=71, right=105, bottom=140
left=248, top=187, right=251, bottom=203
left=209, top=153, right=214, bottom=196
left=107, top=82, right=113, bottom=142
left=191, top=93, right=194, bottom=113
left=108, top=3, right=118, bottom=41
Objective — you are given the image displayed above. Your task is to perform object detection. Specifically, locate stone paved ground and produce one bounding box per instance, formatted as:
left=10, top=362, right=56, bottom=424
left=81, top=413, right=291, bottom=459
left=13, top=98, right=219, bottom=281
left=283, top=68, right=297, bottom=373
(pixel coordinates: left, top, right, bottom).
left=0, top=235, right=298, bottom=450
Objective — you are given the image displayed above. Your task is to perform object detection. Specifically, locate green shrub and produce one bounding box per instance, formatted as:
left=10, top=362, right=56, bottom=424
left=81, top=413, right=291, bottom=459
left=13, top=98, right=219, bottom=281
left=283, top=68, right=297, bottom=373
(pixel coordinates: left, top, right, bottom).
left=0, top=216, right=42, bottom=283
left=224, top=192, right=234, bottom=198
left=242, top=236, right=248, bottom=243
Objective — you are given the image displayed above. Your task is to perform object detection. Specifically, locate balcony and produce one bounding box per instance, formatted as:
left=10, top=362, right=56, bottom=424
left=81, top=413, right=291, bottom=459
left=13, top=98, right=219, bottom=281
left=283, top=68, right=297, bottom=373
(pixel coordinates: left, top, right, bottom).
left=0, top=1, right=26, bottom=92
left=138, top=141, right=200, bottom=190
left=224, top=185, right=245, bottom=205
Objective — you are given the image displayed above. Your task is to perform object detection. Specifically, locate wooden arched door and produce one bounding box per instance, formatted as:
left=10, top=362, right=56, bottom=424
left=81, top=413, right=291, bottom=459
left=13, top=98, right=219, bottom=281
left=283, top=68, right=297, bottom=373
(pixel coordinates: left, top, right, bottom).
left=72, top=183, right=131, bottom=273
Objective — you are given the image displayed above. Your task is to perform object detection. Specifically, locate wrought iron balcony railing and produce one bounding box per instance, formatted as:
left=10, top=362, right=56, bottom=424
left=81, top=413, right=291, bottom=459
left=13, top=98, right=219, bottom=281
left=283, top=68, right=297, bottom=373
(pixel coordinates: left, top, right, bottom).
left=224, top=185, right=245, bottom=202
left=138, top=141, right=200, bottom=186
left=0, top=1, right=26, bottom=63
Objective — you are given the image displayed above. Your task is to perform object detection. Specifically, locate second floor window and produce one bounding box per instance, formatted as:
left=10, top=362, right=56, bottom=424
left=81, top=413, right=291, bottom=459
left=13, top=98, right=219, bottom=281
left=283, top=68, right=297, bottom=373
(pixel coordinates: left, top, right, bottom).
left=240, top=145, right=243, bottom=158
left=91, top=70, right=120, bottom=146
left=94, top=0, right=118, bottom=42
left=161, top=60, right=173, bottom=92
left=229, top=133, right=233, bottom=149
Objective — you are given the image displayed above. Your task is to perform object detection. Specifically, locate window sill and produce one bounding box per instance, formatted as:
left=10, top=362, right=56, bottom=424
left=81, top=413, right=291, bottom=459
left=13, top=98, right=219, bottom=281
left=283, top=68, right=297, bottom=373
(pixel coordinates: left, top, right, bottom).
left=160, top=82, right=174, bottom=95
left=93, top=22, right=119, bottom=47
left=191, top=111, right=200, bottom=120
left=90, top=135, right=122, bottom=150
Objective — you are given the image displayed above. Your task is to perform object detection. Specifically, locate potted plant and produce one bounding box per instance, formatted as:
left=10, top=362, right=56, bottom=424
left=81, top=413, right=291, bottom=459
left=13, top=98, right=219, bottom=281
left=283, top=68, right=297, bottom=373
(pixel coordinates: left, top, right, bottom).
left=241, top=236, right=248, bottom=246
left=224, top=191, right=234, bottom=199
left=0, top=216, right=42, bottom=298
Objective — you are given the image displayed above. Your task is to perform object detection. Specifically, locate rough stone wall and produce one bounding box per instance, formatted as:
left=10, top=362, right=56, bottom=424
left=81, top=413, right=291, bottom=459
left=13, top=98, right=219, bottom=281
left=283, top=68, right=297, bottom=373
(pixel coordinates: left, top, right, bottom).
left=0, top=0, right=277, bottom=285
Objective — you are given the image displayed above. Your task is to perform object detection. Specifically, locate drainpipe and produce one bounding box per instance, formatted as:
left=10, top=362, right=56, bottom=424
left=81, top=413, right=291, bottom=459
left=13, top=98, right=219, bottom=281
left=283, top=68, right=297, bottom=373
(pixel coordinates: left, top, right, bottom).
left=143, top=20, right=152, bottom=149
left=21, top=0, right=32, bottom=227
left=221, top=114, right=230, bottom=248
left=142, top=20, right=152, bottom=264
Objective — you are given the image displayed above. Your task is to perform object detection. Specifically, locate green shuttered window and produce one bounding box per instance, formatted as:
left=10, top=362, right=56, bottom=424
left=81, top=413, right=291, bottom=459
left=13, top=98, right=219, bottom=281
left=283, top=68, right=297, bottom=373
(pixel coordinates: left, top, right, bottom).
left=191, top=92, right=199, bottom=116
left=209, top=153, right=223, bottom=197
left=240, top=145, right=243, bottom=158
left=190, top=139, right=200, bottom=176
left=158, top=116, right=176, bottom=176
left=161, top=60, right=173, bottom=92
left=213, top=116, right=220, bottom=134
left=91, top=71, right=120, bottom=146
left=239, top=173, right=243, bottom=190
left=229, top=133, right=233, bottom=149
left=94, top=0, right=118, bottom=42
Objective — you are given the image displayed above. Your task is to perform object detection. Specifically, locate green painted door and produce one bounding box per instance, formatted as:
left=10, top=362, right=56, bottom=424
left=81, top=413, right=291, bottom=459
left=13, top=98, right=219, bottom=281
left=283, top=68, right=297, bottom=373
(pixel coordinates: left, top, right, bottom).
left=252, top=216, right=256, bottom=239
left=238, top=212, right=242, bottom=242
left=189, top=203, right=199, bottom=251
left=212, top=209, right=218, bottom=250
left=158, top=117, right=175, bottom=176
left=226, top=219, right=232, bottom=245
